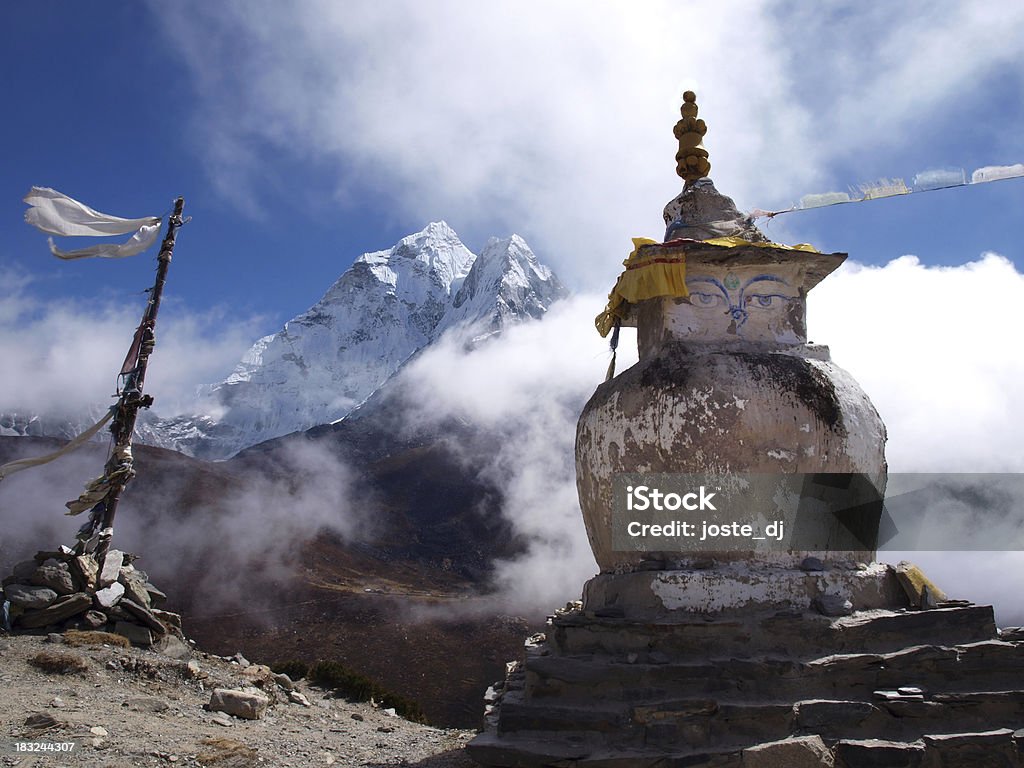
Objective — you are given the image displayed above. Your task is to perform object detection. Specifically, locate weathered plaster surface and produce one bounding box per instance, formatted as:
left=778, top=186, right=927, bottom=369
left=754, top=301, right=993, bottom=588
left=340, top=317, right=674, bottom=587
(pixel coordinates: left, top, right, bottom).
left=581, top=562, right=904, bottom=618
left=576, top=340, right=886, bottom=572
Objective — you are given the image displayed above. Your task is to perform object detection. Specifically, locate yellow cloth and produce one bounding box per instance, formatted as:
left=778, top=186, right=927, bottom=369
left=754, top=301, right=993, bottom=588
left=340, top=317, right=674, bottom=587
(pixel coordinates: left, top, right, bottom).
left=595, top=238, right=684, bottom=337
left=702, top=236, right=819, bottom=253
left=594, top=236, right=820, bottom=337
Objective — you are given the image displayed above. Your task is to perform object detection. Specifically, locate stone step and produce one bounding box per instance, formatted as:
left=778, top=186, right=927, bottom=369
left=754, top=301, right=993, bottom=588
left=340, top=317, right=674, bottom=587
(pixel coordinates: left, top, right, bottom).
left=549, top=606, right=998, bottom=667
left=794, top=692, right=1024, bottom=743
left=833, top=729, right=1023, bottom=768
left=468, top=728, right=744, bottom=768
left=550, top=605, right=996, bottom=659
left=477, top=690, right=1024, bottom=767
left=798, top=640, right=1024, bottom=701
left=523, top=639, right=1024, bottom=707
left=496, top=694, right=799, bottom=750
left=496, top=697, right=635, bottom=736
left=828, top=606, right=997, bottom=655
left=493, top=681, right=1024, bottom=754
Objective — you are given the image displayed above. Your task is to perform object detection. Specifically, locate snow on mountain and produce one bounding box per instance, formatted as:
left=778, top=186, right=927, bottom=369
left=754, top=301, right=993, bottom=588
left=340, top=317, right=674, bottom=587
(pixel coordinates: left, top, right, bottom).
left=139, top=222, right=566, bottom=459
left=438, top=235, right=563, bottom=337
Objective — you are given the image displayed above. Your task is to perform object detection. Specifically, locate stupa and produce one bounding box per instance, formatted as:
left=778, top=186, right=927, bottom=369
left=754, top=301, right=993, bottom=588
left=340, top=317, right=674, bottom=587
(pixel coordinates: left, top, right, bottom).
left=469, top=94, right=1024, bottom=767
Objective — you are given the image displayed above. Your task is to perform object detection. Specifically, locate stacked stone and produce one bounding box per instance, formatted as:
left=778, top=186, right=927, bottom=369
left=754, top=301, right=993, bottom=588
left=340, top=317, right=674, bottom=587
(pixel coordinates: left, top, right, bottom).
left=1, top=548, right=183, bottom=649
left=470, top=567, right=1024, bottom=767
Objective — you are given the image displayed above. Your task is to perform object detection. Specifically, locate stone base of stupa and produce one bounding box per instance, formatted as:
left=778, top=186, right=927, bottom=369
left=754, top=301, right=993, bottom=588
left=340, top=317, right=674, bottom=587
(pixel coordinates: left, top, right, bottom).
left=468, top=561, right=1024, bottom=767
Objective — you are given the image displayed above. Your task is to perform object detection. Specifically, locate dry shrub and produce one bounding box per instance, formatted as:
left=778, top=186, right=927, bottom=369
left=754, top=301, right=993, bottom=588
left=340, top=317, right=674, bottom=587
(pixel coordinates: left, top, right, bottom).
left=197, top=737, right=258, bottom=767
left=28, top=650, right=89, bottom=675
left=64, top=630, right=131, bottom=649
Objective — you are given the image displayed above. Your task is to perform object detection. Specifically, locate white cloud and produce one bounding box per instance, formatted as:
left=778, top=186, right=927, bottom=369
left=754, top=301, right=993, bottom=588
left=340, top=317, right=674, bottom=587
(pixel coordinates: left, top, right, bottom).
left=3, top=255, right=1023, bottom=624
left=151, top=1, right=1024, bottom=290
left=396, top=295, right=628, bottom=611
left=398, top=255, right=1024, bottom=622
left=0, top=269, right=264, bottom=421
left=0, top=435, right=362, bottom=615
left=812, top=253, right=1024, bottom=472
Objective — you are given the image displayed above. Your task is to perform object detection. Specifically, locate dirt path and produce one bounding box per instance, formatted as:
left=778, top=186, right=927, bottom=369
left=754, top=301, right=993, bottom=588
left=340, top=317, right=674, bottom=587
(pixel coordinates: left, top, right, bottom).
left=0, top=633, right=477, bottom=768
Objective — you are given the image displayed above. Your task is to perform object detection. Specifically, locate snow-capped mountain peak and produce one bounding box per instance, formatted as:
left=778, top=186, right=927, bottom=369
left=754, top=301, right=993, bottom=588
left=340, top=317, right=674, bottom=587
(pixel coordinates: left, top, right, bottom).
left=138, top=222, right=567, bottom=459
left=354, top=220, right=474, bottom=296
left=441, top=234, right=564, bottom=335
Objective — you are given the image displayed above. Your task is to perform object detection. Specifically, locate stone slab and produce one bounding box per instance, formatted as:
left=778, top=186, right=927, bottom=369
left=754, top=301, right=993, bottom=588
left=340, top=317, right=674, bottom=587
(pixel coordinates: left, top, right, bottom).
left=94, top=582, right=125, bottom=610
left=97, top=550, right=123, bottom=588
left=742, top=735, right=833, bottom=768
left=119, top=598, right=166, bottom=635
left=16, top=593, right=91, bottom=629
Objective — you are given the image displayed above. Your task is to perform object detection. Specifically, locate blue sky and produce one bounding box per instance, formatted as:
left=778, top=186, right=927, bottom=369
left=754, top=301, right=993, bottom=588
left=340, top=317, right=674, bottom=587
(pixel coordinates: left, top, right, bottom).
left=3, top=2, right=1023, bottom=334
left=3, top=2, right=1024, bottom=619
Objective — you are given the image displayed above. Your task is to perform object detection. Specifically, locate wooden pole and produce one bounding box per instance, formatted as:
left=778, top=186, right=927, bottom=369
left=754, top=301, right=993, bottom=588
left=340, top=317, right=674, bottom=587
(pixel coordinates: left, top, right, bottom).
left=93, top=197, right=185, bottom=569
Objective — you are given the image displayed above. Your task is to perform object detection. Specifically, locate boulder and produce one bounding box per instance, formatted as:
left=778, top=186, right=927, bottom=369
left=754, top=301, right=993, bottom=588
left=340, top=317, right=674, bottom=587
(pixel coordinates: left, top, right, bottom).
left=114, top=620, right=153, bottom=647
left=3, top=560, right=40, bottom=588
left=4, top=584, right=59, bottom=610
left=801, top=557, right=826, bottom=572
left=241, top=664, right=274, bottom=684
left=145, top=583, right=168, bottom=608
left=119, top=574, right=152, bottom=608
left=105, top=604, right=133, bottom=622
left=94, top=582, right=125, bottom=610
left=154, top=634, right=190, bottom=660
left=209, top=711, right=234, bottom=727
left=813, top=593, right=854, bottom=617
left=743, top=735, right=833, bottom=767
left=81, top=610, right=107, bottom=629
left=69, top=555, right=99, bottom=592
left=151, top=609, right=181, bottom=629
left=209, top=688, right=270, bottom=720
left=30, top=564, right=76, bottom=595
left=24, top=712, right=60, bottom=731
left=273, top=673, right=296, bottom=691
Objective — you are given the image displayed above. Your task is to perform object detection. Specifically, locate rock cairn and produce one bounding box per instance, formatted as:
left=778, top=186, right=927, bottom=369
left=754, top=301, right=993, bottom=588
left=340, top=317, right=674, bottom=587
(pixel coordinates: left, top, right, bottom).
left=1, top=547, right=185, bottom=652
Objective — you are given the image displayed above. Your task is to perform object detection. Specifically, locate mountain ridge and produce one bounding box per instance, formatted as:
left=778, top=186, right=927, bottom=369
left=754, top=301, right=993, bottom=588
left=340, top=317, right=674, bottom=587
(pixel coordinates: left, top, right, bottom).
left=142, top=221, right=566, bottom=459
left=2, top=222, right=567, bottom=460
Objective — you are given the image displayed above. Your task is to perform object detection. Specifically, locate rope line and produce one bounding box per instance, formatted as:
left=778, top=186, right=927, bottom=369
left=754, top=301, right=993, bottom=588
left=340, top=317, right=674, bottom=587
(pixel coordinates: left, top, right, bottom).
left=752, top=164, right=1024, bottom=219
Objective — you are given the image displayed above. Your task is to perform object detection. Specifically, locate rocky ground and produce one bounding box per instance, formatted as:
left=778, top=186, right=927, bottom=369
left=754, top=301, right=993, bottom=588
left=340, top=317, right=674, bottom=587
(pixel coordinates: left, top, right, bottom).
left=0, top=633, right=477, bottom=768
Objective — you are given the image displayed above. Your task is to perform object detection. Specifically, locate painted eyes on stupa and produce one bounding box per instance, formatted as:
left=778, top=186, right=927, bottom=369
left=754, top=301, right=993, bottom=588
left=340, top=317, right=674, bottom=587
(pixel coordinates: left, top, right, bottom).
left=692, top=292, right=724, bottom=307
left=690, top=291, right=790, bottom=310
left=744, top=293, right=788, bottom=308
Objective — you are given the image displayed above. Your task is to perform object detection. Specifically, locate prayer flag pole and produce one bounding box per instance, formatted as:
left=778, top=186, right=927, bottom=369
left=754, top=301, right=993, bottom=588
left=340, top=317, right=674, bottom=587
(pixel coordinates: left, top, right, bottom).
left=89, top=197, right=185, bottom=568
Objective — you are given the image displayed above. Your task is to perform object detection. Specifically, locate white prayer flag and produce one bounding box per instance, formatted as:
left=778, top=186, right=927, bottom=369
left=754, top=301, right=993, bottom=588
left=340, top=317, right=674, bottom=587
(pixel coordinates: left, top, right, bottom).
left=23, top=186, right=162, bottom=260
